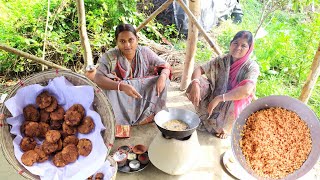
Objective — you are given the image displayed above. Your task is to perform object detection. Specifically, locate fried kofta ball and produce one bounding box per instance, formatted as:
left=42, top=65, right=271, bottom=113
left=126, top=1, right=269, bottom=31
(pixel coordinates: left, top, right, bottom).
left=42, top=140, right=59, bottom=155
left=57, top=139, right=63, bottom=151
left=50, top=105, right=65, bottom=121
left=24, top=122, right=40, bottom=137
left=50, top=120, right=63, bottom=130
left=69, top=104, right=85, bottom=119
left=62, top=144, right=79, bottom=163
left=78, top=116, right=95, bottom=134
left=45, top=96, right=58, bottom=112
left=36, top=91, right=52, bottom=109
left=64, top=110, right=82, bottom=126
left=39, top=122, right=50, bottom=138
left=52, top=152, right=68, bottom=167
left=63, top=135, right=79, bottom=147
left=45, top=130, right=61, bottom=143
left=40, top=109, right=50, bottom=123
left=23, top=104, right=39, bottom=122
left=77, top=139, right=92, bottom=157
left=21, top=150, right=39, bottom=166
left=34, top=146, right=49, bottom=163
left=20, top=121, right=31, bottom=135
left=20, top=137, right=37, bottom=152
left=62, top=122, right=77, bottom=135
left=87, top=175, right=93, bottom=180
left=95, top=173, right=104, bottom=180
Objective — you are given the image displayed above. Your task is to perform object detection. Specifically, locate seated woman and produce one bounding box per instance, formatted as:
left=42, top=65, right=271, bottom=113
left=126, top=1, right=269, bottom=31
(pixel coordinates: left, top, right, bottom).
left=186, top=31, right=259, bottom=139
left=94, top=24, right=171, bottom=137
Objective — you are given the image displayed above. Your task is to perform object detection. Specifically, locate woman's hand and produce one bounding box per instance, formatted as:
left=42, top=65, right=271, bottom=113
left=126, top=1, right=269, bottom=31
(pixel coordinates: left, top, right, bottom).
left=120, top=83, right=142, bottom=99
left=207, top=95, right=223, bottom=117
left=156, top=74, right=167, bottom=97
left=188, top=82, right=201, bottom=106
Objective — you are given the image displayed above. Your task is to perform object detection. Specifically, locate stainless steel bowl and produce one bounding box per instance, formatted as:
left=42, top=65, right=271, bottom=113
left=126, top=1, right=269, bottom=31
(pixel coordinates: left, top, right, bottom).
left=231, top=95, right=320, bottom=179
left=154, top=108, right=200, bottom=139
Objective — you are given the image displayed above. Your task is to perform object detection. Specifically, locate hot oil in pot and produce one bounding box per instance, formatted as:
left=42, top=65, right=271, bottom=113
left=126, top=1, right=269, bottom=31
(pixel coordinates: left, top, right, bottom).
left=162, top=119, right=189, bottom=131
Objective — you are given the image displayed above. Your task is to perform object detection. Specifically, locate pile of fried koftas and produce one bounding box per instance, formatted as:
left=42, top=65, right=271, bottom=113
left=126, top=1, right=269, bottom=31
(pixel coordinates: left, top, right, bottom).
left=20, top=91, right=95, bottom=167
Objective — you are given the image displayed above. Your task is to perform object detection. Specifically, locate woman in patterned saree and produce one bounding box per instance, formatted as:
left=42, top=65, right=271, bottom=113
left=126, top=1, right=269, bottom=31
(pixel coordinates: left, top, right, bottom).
left=186, top=31, right=259, bottom=139
left=94, top=24, right=171, bottom=137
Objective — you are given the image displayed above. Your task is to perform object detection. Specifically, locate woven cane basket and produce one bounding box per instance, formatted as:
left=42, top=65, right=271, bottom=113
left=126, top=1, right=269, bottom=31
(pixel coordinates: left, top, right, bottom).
left=107, top=155, right=117, bottom=180
left=0, top=69, right=116, bottom=179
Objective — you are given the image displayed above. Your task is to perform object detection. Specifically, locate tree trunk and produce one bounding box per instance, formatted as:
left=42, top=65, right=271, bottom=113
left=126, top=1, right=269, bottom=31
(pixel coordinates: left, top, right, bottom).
left=0, top=43, right=69, bottom=70
left=179, top=0, right=200, bottom=90
left=299, top=42, right=320, bottom=103
left=176, top=0, right=221, bottom=56
left=75, top=0, right=93, bottom=72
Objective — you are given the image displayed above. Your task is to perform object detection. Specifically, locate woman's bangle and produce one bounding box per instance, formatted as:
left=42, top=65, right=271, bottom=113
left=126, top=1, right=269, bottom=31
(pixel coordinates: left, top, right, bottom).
left=117, top=81, right=122, bottom=92
left=191, top=78, right=200, bottom=86
left=160, top=71, right=168, bottom=78
left=222, top=94, right=226, bottom=102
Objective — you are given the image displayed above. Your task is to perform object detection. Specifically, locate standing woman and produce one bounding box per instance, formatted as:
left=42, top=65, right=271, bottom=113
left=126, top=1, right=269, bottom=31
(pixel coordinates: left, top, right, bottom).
left=186, top=31, right=259, bottom=139
left=94, top=24, right=171, bottom=136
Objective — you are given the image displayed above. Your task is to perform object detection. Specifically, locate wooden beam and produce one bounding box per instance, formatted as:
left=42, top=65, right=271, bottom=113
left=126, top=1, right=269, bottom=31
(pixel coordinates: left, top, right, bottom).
left=0, top=43, right=69, bottom=70
left=176, top=0, right=222, bottom=55
left=136, top=0, right=174, bottom=32
left=299, top=42, right=320, bottom=103
left=180, top=0, right=200, bottom=90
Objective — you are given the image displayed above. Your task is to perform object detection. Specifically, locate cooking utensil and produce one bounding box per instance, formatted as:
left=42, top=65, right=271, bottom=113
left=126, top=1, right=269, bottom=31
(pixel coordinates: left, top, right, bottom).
left=231, top=95, right=320, bottom=180
left=154, top=108, right=200, bottom=139
left=140, top=97, right=169, bottom=112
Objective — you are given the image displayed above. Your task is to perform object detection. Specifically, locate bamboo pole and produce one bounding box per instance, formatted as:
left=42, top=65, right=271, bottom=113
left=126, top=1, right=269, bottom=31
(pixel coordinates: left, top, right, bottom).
left=42, top=0, right=51, bottom=71
left=0, top=43, right=69, bottom=70
left=136, top=0, right=174, bottom=32
left=176, top=0, right=222, bottom=55
left=76, top=0, right=93, bottom=71
left=180, top=0, right=200, bottom=90
left=299, top=42, right=320, bottom=103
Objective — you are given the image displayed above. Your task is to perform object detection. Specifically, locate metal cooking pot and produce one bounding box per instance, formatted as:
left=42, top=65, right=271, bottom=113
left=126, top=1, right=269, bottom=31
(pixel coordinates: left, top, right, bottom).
left=154, top=108, right=200, bottom=139
left=231, top=95, right=320, bottom=180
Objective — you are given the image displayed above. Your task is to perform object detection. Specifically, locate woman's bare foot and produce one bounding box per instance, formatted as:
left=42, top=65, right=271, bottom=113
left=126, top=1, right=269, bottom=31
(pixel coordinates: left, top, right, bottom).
left=215, top=132, right=229, bottom=139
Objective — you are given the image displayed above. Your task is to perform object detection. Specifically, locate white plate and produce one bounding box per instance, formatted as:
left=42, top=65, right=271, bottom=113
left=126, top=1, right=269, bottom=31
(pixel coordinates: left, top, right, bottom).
left=222, top=149, right=252, bottom=179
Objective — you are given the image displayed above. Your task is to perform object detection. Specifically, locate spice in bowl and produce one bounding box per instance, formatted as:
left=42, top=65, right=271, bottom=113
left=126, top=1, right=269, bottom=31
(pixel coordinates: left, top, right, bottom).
left=132, top=144, right=147, bottom=155
left=127, top=152, right=137, bottom=161
left=138, top=153, right=149, bottom=165
left=117, top=145, right=131, bottom=153
left=113, top=150, right=128, bottom=167
left=129, top=160, right=140, bottom=171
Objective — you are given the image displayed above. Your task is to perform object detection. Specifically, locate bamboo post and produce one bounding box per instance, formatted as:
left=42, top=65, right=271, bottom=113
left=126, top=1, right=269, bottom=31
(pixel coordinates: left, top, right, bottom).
left=136, top=0, right=174, bottom=32
left=76, top=0, right=93, bottom=71
left=42, top=0, right=51, bottom=71
left=299, top=42, right=320, bottom=103
left=180, top=0, right=200, bottom=90
left=0, top=43, right=69, bottom=70
left=176, top=0, right=222, bottom=55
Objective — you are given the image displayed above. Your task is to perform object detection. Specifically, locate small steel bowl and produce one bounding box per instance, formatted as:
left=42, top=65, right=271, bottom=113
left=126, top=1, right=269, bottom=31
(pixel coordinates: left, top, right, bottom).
left=113, top=150, right=128, bottom=167
left=132, top=144, right=147, bottom=155
left=138, top=153, right=149, bottom=165
left=129, top=160, right=140, bottom=171
left=117, top=145, right=132, bottom=153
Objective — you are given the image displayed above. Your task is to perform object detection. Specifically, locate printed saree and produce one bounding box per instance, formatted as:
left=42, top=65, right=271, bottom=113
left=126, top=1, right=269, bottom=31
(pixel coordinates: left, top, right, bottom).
left=96, top=46, right=171, bottom=131
left=186, top=53, right=259, bottom=135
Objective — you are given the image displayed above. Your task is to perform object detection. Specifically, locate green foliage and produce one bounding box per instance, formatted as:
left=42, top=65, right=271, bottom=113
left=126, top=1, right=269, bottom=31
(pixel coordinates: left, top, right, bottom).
left=208, top=0, right=320, bottom=117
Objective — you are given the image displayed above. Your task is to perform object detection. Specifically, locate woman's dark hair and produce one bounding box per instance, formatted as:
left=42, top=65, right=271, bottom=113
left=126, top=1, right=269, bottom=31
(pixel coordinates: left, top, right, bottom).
left=115, top=24, right=137, bottom=40
left=230, top=31, right=253, bottom=47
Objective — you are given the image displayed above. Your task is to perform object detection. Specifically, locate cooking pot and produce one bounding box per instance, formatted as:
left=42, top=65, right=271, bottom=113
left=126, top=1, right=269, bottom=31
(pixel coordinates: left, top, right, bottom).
left=231, top=95, right=320, bottom=180
left=154, top=108, right=200, bottom=139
